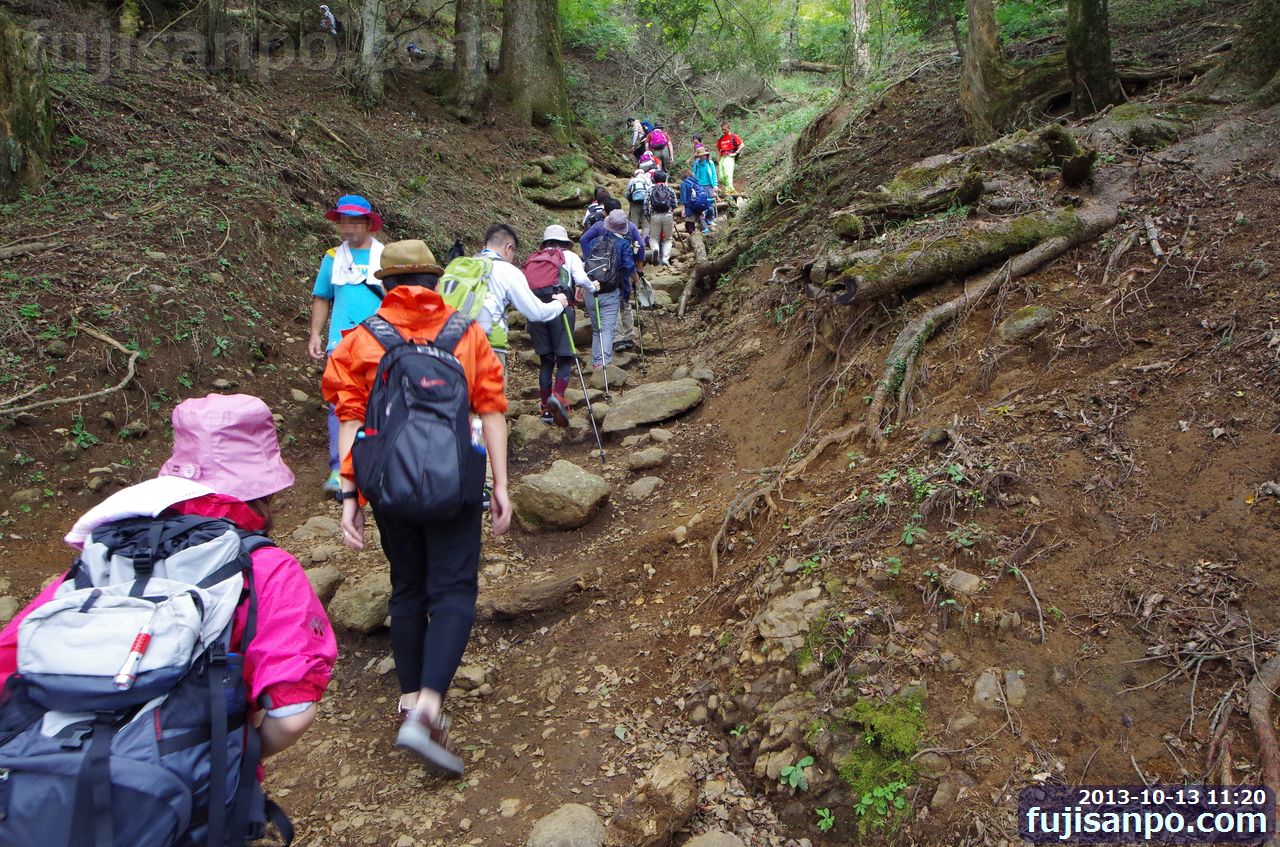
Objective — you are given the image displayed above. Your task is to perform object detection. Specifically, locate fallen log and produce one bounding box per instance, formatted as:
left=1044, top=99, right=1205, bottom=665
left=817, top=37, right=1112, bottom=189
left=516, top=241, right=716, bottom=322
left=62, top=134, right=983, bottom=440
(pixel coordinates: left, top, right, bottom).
left=475, top=572, right=585, bottom=621
left=781, top=59, right=840, bottom=74
left=0, top=241, right=61, bottom=260
left=864, top=202, right=1118, bottom=446
left=833, top=206, right=1085, bottom=305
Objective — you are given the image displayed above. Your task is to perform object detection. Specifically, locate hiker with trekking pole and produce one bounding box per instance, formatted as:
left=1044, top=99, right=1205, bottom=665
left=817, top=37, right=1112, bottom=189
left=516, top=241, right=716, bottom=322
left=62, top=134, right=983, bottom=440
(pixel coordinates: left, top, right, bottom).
left=522, top=225, right=598, bottom=428
left=581, top=199, right=646, bottom=355
left=580, top=210, right=636, bottom=398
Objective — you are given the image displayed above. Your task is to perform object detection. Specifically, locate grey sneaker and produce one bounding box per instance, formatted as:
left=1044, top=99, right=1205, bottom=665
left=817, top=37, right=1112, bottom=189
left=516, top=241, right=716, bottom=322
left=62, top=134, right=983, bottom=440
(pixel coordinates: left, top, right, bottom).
left=395, top=711, right=464, bottom=776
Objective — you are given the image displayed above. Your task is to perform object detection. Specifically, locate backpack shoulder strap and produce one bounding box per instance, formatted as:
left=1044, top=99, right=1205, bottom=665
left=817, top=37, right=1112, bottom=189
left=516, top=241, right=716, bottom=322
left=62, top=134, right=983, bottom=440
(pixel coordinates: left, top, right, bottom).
left=361, top=314, right=406, bottom=352
left=433, top=311, right=472, bottom=355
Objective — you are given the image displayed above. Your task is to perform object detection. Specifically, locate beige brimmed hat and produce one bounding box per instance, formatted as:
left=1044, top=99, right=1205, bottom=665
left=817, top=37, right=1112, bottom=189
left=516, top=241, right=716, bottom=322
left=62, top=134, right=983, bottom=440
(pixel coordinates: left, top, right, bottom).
left=374, top=239, right=445, bottom=279
left=540, top=224, right=573, bottom=247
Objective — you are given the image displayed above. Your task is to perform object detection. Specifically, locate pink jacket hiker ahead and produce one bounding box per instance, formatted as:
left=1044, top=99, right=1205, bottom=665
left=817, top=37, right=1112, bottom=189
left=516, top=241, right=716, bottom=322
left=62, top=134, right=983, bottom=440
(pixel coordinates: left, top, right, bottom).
left=0, top=491, right=336, bottom=715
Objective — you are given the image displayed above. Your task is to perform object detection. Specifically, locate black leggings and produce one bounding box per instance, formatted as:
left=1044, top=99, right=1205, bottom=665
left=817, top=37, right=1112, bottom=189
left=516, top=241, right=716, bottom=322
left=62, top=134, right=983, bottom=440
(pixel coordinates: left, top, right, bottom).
left=539, top=355, right=576, bottom=397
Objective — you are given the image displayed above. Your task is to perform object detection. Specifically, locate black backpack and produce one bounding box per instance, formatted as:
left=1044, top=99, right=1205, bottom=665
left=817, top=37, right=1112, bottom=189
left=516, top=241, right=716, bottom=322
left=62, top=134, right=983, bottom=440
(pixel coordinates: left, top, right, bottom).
left=649, top=183, right=675, bottom=214
left=584, top=234, right=623, bottom=294
left=583, top=203, right=605, bottom=230
left=351, top=313, right=485, bottom=522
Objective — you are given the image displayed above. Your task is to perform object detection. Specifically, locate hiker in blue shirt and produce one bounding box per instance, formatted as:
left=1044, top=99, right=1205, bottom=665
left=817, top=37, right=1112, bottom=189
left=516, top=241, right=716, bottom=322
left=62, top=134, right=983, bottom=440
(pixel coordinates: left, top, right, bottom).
left=581, top=199, right=646, bottom=353
left=581, top=211, right=637, bottom=370
left=307, top=194, right=384, bottom=493
left=680, top=171, right=714, bottom=235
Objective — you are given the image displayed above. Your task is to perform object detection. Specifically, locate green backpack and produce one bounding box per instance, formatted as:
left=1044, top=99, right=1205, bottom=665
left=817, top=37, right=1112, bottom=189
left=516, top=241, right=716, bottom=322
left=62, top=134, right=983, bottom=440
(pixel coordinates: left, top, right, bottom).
left=439, top=256, right=507, bottom=350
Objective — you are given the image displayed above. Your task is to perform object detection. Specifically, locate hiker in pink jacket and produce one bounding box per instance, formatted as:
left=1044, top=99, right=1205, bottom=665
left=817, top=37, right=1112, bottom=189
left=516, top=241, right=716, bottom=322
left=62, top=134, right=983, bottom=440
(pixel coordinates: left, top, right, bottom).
left=0, top=394, right=337, bottom=759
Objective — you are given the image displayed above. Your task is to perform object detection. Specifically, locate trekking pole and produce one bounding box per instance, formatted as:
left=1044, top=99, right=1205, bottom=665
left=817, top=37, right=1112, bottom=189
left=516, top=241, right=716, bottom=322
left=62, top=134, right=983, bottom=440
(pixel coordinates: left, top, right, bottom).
left=564, top=313, right=605, bottom=464
left=593, top=294, right=612, bottom=401
left=632, top=278, right=646, bottom=361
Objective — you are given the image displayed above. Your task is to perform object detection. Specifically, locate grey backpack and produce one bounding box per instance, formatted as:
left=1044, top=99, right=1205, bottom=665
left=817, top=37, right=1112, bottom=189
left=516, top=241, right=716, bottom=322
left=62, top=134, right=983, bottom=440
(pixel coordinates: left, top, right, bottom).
left=0, top=514, right=292, bottom=847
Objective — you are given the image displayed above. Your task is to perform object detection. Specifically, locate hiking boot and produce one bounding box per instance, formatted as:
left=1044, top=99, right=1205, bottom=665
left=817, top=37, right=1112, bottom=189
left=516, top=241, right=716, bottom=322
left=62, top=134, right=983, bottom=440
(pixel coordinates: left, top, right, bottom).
left=547, top=393, right=570, bottom=428
left=395, top=711, right=464, bottom=776
left=323, top=471, right=342, bottom=493
left=539, top=410, right=556, bottom=425
left=481, top=483, right=492, bottom=512
left=615, top=340, right=634, bottom=352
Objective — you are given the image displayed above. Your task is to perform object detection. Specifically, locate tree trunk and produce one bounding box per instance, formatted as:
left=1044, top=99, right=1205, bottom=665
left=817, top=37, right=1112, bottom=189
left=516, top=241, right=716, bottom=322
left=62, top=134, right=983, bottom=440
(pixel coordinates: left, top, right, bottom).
left=849, top=0, right=871, bottom=77
left=499, top=0, right=569, bottom=127
left=0, top=8, right=53, bottom=201
left=945, top=4, right=964, bottom=58
left=453, top=0, right=486, bottom=121
left=1065, top=0, right=1125, bottom=116
left=356, top=0, right=386, bottom=102
left=1202, top=0, right=1280, bottom=106
left=959, top=0, right=1012, bottom=143
left=786, top=0, right=801, bottom=51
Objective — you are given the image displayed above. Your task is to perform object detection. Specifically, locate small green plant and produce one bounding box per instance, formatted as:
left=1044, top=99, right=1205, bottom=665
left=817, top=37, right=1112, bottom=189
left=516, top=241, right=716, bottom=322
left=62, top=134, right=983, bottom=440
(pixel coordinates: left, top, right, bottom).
left=1047, top=605, right=1065, bottom=621
left=883, top=556, right=902, bottom=577
left=779, top=755, right=814, bottom=791
left=874, top=492, right=890, bottom=508
left=800, top=554, right=823, bottom=575
left=70, top=415, right=99, bottom=448
left=816, top=806, right=836, bottom=832
left=729, top=724, right=747, bottom=737
left=18, top=303, right=41, bottom=320
left=177, top=373, right=194, bottom=389
left=900, top=514, right=925, bottom=546
left=947, top=523, right=983, bottom=549
left=855, top=779, right=908, bottom=826
left=906, top=467, right=934, bottom=502
left=938, top=598, right=959, bottom=610
left=944, top=463, right=965, bottom=482
left=13, top=452, right=33, bottom=466
left=211, top=336, right=231, bottom=357
left=877, top=468, right=900, bottom=484
left=771, top=302, right=800, bottom=324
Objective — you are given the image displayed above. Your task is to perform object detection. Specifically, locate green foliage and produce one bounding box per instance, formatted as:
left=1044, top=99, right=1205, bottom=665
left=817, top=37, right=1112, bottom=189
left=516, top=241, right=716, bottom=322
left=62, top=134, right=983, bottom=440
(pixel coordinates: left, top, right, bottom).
left=635, top=0, right=783, bottom=73
left=854, top=779, right=908, bottom=828
left=561, top=0, right=635, bottom=57
left=847, top=693, right=924, bottom=756
left=995, top=0, right=1066, bottom=40
left=792, top=0, right=850, bottom=63
left=946, top=522, right=983, bottom=548
left=816, top=806, right=837, bottom=832
left=69, top=415, right=98, bottom=448
left=900, top=513, right=925, bottom=546
left=780, top=755, right=815, bottom=791
left=895, top=0, right=962, bottom=39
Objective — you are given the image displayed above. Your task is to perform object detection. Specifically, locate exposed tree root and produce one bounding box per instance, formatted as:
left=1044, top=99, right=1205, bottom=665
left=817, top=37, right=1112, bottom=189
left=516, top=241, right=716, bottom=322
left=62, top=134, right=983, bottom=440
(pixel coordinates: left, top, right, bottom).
left=709, top=423, right=864, bottom=579
left=679, top=241, right=746, bottom=318
left=0, top=326, right=142, bottom=418
left=864, top=202, right=1119, bottom=447
left=829, top=173, right=985, bottom=239
left=1247, top=654, right=1280, bottom=822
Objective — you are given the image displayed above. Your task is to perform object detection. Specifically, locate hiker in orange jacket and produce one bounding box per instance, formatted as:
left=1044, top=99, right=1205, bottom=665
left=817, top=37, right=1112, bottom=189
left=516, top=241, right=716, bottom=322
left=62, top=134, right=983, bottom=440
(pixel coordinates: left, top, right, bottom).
left=322, top=239, right=508, bottom=776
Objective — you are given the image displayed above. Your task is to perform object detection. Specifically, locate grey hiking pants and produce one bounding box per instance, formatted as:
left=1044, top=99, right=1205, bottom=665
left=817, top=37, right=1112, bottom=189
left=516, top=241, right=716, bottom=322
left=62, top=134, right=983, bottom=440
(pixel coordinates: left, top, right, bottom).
left=583, top=288, right=621, bottom=368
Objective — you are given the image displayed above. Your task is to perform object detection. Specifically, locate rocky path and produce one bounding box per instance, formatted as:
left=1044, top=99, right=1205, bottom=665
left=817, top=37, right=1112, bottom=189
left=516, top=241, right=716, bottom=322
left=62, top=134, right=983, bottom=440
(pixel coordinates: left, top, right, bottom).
left=263, top=228, right=814, bottom=847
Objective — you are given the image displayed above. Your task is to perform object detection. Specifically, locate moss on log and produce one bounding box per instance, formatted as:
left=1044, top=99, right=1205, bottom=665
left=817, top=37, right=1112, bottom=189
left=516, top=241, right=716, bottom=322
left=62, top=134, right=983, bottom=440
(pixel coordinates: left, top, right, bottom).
left=832, top=207, right=1084, bottom=304
left=830, top=172, right=985, bottom=238
left=518, top=152, right=594, bottom=208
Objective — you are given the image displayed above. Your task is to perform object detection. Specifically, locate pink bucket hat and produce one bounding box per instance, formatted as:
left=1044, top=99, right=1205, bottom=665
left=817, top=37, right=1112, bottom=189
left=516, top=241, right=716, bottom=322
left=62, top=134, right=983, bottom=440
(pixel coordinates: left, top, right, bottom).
left=158, top=394, right=295, bottom=502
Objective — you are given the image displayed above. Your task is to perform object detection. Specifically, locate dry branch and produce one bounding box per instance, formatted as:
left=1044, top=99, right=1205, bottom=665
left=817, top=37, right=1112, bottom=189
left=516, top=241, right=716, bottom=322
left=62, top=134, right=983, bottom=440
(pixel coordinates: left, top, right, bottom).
left=0, top=326, right=142, bottom=417
left=0, top=241, right=62, bottom=260
left=1143, top=215, right=1165, bottom=258
left=475, top=572, right=585, bottom=621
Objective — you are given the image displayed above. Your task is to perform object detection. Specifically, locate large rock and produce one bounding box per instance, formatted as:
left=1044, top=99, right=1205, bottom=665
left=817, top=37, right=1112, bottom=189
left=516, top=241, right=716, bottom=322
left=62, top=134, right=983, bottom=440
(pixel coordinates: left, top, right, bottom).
left=520, top=154, right=595, bottom=209
left=601, top=379, right=703, bottom=434
left=647, top=275, right=684, bottom=297
left=753, top=586, right=829, bottom=660
left=511, top=414, right=551, bottom=450
left=627, top=477, right=665, bottom=500
left=0, top=596, right=19, bottom=626
left=328, top=571, right=391, bottom=633
left=292, top=515, right=341, bottom=543
left=972, top=670, right=1003, bottom=712
left=527, top=803, right=605, bottom=847
left=604, top=756, right=698, bottom=847
left=512, top=460, right=610, bottom=531
left=305, top=566, right=345, bottom=604
left=998, top=305, right=1057, bottom=342
left=589, top=365, right=627, bottom=391
left=626, top=447, right=668, bottom=471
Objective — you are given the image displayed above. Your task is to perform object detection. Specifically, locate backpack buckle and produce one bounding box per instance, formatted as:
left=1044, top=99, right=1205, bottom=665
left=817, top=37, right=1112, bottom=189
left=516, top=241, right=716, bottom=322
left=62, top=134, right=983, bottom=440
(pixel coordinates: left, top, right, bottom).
left=60, top=723, right=93, bottom=750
